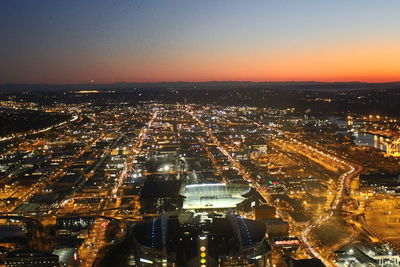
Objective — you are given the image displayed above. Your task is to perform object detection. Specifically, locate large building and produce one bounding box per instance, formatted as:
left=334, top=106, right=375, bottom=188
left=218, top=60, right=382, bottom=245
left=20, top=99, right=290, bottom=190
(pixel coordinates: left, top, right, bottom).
left=132, top=212, right=271, bottom=266
left=180, top=183, right=250, bottom=210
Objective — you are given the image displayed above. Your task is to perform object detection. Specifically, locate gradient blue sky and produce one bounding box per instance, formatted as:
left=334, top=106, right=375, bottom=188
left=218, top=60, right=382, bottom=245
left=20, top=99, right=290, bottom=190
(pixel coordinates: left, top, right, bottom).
left=1, top=0, right=400, bottom=83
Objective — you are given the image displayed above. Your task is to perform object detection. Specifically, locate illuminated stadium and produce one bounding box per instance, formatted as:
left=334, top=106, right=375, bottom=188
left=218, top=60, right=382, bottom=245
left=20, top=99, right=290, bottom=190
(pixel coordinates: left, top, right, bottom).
left=180, top=183, right=250, bottom=209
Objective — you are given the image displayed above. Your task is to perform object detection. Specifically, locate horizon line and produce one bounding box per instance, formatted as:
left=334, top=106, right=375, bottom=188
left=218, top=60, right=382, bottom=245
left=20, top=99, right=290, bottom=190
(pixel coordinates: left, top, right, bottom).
left=2, top=80, right=400, bottom=85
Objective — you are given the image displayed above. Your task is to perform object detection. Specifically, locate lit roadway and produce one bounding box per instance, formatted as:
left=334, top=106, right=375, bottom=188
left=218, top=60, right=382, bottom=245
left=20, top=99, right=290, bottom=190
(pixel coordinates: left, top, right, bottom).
left=0, top=107, right=155, bottom=265
left=76, top=111, right=158, bottom=266
left=0, top=104, right=368, bottom=265
left=188, top=106, right=363, bottom=266
left=187, top=107, right=275, bottom=206
left=2, top=132, right=94, bottom=214
left=0, top=115, right=80, bottom=143
left=112, top=111, right=158, bottom=209
left=253, top=118, right=363, bottom=266
left=0, top=116, right=83, bottom=213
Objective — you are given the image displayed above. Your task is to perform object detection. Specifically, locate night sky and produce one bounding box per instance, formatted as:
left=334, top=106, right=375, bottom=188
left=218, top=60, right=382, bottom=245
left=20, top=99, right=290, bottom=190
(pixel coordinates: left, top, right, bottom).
left=1, top=0, right=400, bottom=83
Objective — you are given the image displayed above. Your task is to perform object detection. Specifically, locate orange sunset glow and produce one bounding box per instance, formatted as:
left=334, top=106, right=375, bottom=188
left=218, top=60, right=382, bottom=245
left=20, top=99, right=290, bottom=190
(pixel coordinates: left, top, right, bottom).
left=1, top=0, right=400, bottom=84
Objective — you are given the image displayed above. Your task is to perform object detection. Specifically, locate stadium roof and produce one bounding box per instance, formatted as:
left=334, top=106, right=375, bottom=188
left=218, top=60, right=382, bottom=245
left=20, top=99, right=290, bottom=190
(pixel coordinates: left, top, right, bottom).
left=180, top=183, right=250, bottom=209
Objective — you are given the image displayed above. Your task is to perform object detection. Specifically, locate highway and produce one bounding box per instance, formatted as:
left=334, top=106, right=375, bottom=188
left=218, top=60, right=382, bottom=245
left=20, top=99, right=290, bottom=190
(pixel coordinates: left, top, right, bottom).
left=189, top=107, right=365, bottom=266
left=3, top=103, right=397, bottom=266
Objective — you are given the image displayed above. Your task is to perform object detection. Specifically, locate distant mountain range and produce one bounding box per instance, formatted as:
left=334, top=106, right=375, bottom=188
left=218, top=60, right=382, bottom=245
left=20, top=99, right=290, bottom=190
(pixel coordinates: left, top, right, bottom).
left=1, top=81, right=400, bottom=91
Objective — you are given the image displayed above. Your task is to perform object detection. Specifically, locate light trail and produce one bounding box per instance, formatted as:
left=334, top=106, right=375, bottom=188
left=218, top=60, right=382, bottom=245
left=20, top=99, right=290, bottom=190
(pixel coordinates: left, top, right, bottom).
left=112, top=111, right=157, bottom=198
left=0, top=115, right=79, bottom=142
left=247, top=116, right=363, bottom=266
left=195, top=111, right=363, bottom=266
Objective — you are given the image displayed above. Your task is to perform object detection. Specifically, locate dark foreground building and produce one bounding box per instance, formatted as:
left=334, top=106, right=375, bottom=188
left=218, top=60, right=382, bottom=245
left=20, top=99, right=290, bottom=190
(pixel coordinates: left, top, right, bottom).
left=132, top=212, right=271, bottom=266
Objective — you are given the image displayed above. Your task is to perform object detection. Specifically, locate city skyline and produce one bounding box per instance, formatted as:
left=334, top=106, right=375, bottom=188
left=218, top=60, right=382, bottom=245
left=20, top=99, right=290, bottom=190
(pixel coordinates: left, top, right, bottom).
left=1, top=0, right=400, bottom=84
left=2, top=1, right=400, bottom=266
